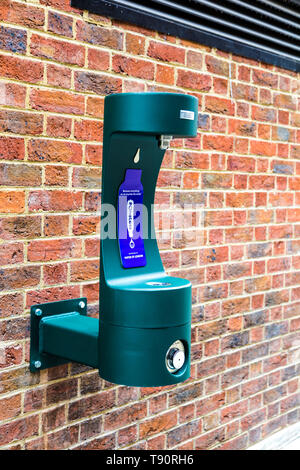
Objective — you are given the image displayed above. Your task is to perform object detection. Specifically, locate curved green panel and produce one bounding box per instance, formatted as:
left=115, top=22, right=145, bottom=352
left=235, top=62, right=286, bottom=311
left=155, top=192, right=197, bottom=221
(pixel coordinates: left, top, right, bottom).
left=103, top=92, right=198, bottom=138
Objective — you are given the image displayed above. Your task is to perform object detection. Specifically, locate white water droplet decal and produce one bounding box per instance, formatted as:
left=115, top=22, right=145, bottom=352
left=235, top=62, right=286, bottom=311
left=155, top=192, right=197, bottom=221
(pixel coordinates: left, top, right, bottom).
left=133, top=148, right=140, bottom=164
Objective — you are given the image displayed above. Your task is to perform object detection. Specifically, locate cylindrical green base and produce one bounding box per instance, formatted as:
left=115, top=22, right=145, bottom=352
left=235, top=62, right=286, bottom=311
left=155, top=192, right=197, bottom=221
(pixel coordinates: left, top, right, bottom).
left=98, top=321, right=191, bottom=387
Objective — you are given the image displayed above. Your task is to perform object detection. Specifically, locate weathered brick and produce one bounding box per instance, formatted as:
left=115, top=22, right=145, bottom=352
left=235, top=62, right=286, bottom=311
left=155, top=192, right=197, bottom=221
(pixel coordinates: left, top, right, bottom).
left=0, top=416, right=39, bottom=446
left=148, top=41, right=185, bottom=64
left=28, top=190, right=82, bottom=212
left=70, top=259, right=99, bottom=281
left=0, top=82, right=26, bottom=108
left=203, top=135, right=233, bottom=152
left=46, top=116, right=72, bottom=138
left=31, top=33, right=85, bottom=66
left=30, top=89, right=85, bottom=115
left=48, top=11, right=73, bottom=37
left=177, top=70, right=212, bottom=91
left=68, top=389, right=116, bottom=421
left=0, top=242, right=23, bottom=265
left=0, top=54, right=43, bottom=83
left=167, top=419, right=201, bottom=447
left=0, top=265, right=40, bottom=291
left=113, top=55, right=155, bottom=80
left=0, top=163, right=41, bottom=187
left=76, top=21, right=123, bottom=49
left=205, top=96, right=234, bottom=115
left=140, top=411, right=177, bottom=439
left=0, top=25, right=27, bottom=54
left=0, top=110, right=43, bottom=136
left=0, top=191, right=25, bottom=213
left=104, top=402, right=147, bottom=431
left=46, top=63, right=72, bottom=88
left=28, top=139, right=82, bottom=164
left=72, top=167, right=101, bottom=189
left=28, top=238, right=81, bottom=262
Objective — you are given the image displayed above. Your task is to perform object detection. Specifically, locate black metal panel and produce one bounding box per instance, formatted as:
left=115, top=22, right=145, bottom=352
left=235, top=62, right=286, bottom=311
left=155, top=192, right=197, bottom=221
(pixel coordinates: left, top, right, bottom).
left=71, top=0, right=300, bottom=72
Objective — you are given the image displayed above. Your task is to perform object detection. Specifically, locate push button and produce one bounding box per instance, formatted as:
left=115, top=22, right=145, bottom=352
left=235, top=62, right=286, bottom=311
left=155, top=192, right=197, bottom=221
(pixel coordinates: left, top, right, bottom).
left=166, top=340, right=185, bottom=373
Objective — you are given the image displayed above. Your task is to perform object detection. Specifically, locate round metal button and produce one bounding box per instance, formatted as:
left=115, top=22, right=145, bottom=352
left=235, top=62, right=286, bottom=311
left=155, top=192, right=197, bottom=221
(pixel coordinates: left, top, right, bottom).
left=166, top=340, right=186, bottom=373
left=169, top=348, right=185, bottom=370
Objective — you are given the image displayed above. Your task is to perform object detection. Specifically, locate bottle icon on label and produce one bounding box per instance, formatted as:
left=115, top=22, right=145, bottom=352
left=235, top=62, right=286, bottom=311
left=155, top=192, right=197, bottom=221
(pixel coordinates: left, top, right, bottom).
left=127, top=199, right=135, bottom=249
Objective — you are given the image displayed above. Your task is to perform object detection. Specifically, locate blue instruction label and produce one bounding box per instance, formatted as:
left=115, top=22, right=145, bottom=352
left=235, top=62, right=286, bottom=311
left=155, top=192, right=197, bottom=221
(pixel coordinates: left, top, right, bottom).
left=118, top=169, right=146, bottom=269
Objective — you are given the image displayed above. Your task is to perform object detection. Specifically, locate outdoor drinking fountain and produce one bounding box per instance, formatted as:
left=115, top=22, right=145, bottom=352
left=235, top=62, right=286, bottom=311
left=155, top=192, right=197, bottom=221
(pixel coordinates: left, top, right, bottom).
left=30, top=92, right=198, bottom=387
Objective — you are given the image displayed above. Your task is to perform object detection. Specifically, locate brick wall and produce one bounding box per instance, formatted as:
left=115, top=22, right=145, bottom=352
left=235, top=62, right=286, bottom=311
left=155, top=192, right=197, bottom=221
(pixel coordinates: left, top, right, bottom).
left=0, top=0, right=299, bottom=450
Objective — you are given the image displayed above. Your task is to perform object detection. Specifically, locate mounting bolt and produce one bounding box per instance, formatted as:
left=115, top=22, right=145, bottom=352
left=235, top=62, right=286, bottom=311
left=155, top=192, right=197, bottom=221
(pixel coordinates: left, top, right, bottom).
left=35, top=308, right=42, bottom=317
left=34, top=360, right=42, bottom=369
left=78, top=301, right=86, bottom=309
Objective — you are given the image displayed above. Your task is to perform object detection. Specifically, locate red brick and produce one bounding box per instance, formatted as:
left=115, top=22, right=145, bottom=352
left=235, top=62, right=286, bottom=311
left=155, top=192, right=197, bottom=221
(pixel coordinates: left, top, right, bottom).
left=177, top=70, right=212, bottom=91
left=140, top=411, right=177, bottom=439
left=202, top=173, right=232, bottom=189
left=28, top=139, right=82, bottom=164
left=30, top=33, right=85, bottom=66
left=68, top=390, right=116, bottom=421
left=28, top=190, right=82, bottom=212
left=46, top=63, right=72, bottom=88
left=126, top=33, right=145, bottom=55
left=0, top=416, right=39, bottom=446
left=46, top=116, right=72, bottom=138
left=0, top=265, right=40, bottom=291
left=0, top=110, right=43, bottom=136
left=28, top=238, right=81, bottom=262
left=227, top=155, right=255, bottom=173
left=45, top=165, right=69, bottom=186
left=0, top=136, right=25, bottom=161
left=232, top=83, right=258, bottom=102
left=113, top=55, right=154, bottom=80
left=0, top=53, right=43, bottom=83
left=250, top=140, right=276, bottom=157
left=0, top=82, right=26, bottom=108
left=206, top=56, right=229, bottom=76
left=104, top=402, right=147, bottom=431
left=156, top=64, right=175, bottom=85
left=226, top=193, right=253, bottom=207
left=0, top=1, right=45, bottom=29
left=203, top=135, right=233, bottom=152
left=75, top=72, right=122, bottom=95
left=0, top=242, right=23, bottom=265
left=74, top=119, right=103, bottom=142
left=76, top=20, right=123, bottom=49
left=30, top=89, right=85, bottom=115
left=253, top=69, right=278, bottom=87
left=48, top=10, right=73, bottom=37
left=252, top=105, right=277, bottom=123
left=0, top=191, right=25, bottom=213
left=205, top=96, right=234, bottom=115
left=88, top=48, right=110, bottom=71
left=47, top=425, right=79, bottom=450
left=273, top=93, right=296, bottom=111
left=148, top=41, right=185, bottom=63
left=72, top=167, right=101, bottom=188
left=26, top=285, right=80, bottom=308
left=0, top=163, right=41, bottom=187
left=44, top=263, right=68, bottom=286
left=44, top=215, right=69, bottom=237
left=228, top=119, right=256, bottom=136
left=70, top=259, right=99, bottom=281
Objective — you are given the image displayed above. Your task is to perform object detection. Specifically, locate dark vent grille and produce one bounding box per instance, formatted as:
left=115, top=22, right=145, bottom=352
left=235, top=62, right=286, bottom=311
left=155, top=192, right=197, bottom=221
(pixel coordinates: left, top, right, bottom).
left=71, top=0, right=300, bottom=71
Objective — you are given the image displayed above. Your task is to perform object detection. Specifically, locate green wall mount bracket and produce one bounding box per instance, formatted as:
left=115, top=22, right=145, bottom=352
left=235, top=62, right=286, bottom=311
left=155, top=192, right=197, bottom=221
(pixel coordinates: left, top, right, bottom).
left=29, top=92, right=199, bottom=387
left=30, top=297, right=98, bottom=372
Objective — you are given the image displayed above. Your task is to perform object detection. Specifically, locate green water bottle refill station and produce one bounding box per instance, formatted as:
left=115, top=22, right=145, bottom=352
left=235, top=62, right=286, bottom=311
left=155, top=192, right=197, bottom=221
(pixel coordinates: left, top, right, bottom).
left=30, top=92, right=198, bottom=387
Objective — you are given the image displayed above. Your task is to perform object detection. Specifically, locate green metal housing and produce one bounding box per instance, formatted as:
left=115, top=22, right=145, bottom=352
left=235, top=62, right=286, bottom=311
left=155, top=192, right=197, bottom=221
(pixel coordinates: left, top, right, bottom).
left=30, top=92, right=198, bottom=387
